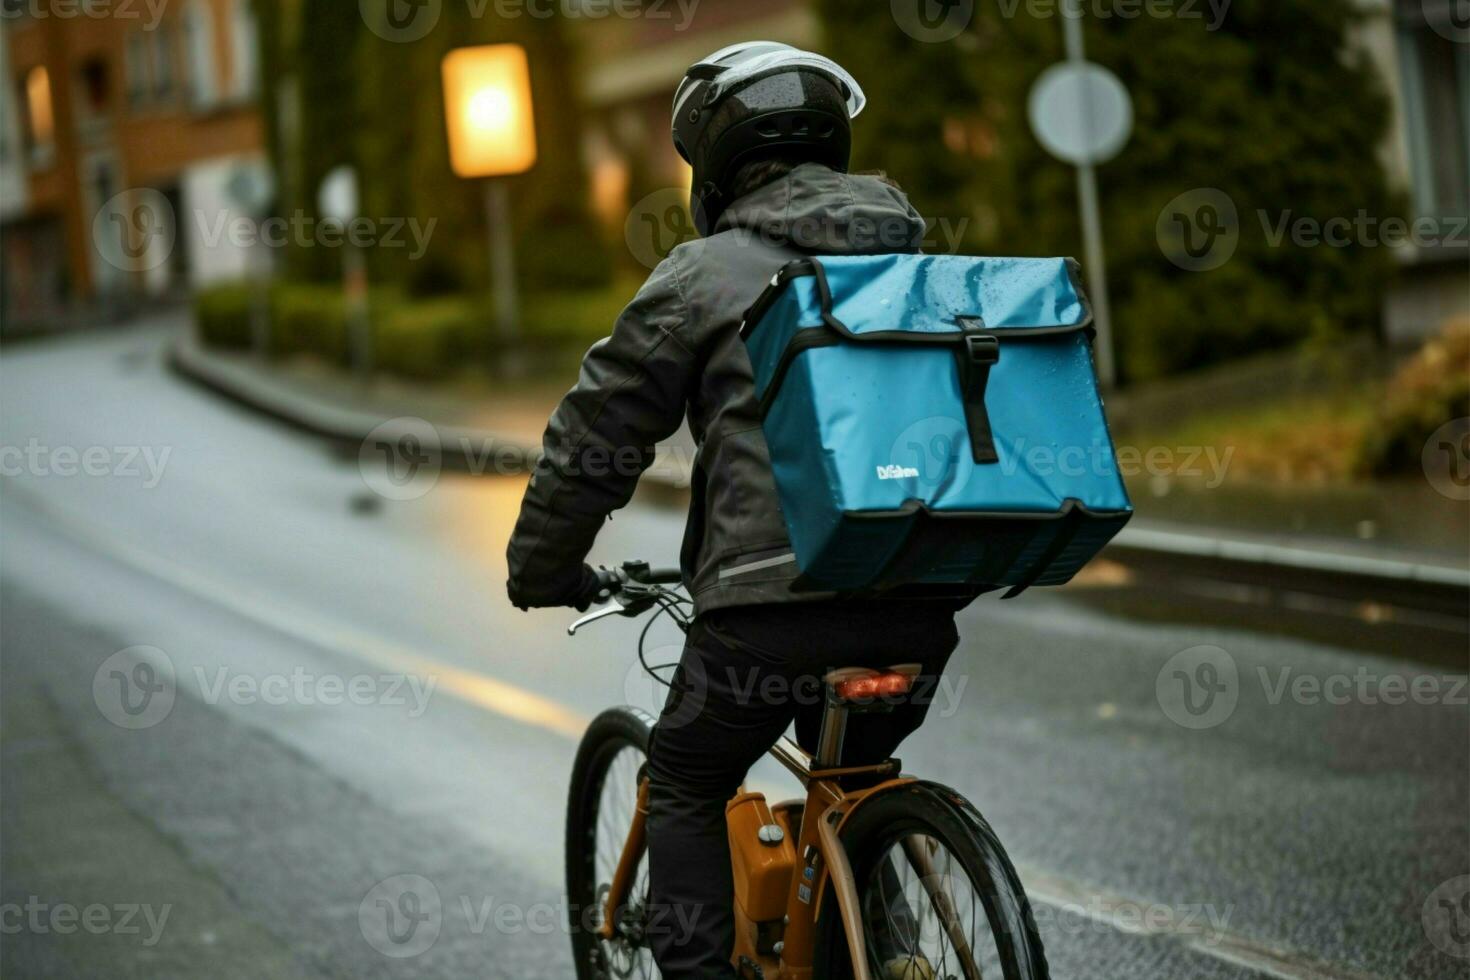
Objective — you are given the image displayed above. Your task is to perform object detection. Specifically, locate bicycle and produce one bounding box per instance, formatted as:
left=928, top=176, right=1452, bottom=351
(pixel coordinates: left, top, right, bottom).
left=564, top=560, right=1049, bottom=980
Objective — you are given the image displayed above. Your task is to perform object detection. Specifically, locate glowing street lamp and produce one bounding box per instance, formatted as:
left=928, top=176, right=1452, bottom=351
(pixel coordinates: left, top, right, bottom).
left=442, top=44, right=537, bottom=349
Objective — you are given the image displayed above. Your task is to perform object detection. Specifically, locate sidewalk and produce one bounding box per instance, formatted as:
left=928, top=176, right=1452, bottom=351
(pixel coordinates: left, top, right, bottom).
left=170, top=329, right=1468, bottom=591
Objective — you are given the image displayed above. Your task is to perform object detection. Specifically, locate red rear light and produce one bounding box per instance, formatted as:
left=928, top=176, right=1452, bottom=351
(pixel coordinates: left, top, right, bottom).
left=834, top=671, right=913, bottom=701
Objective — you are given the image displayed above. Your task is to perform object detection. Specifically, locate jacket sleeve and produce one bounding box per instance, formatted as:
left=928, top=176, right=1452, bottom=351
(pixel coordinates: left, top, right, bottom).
left=505, top=253, right=695, bottom=608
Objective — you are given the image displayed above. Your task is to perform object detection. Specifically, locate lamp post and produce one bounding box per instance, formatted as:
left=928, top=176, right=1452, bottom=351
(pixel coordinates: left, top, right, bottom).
left=442, top=44, right=538, bottom=364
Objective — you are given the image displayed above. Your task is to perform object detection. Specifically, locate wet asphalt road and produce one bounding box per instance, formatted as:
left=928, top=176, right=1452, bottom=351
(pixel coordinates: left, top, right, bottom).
left=1, top=324, right=1466, bottom=979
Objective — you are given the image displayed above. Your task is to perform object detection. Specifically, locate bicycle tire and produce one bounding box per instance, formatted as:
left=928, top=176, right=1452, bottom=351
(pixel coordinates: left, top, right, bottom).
left=813, top=781, right=1049, bottom=980
left=566, top=706, right=659, bottom=980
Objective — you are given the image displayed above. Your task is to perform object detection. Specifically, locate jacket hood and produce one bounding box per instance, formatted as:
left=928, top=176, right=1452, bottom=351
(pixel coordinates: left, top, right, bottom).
left=711, top=163, right=927, bottom=254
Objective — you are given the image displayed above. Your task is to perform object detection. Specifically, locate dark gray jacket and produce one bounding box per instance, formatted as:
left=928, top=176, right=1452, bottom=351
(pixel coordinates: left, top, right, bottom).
left=506, top=163, right=928, bottom=615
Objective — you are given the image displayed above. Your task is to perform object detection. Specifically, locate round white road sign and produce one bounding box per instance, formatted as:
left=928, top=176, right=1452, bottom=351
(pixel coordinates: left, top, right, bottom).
left=317, top=165, right=360, bottom=225
left=1028, top=61, right=1134, bottom=166
left=226, top=164, right=275, bottom=216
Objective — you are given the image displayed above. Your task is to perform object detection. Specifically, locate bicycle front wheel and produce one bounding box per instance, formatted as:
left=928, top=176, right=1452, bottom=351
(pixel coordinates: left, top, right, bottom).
left=814, top=781, right=1049, bottom=980
left=566, top=706, right=661, bottom=980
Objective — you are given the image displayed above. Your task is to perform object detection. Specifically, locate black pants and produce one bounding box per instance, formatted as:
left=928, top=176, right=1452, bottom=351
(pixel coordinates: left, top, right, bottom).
left=644, top=600, right=960, bottom=978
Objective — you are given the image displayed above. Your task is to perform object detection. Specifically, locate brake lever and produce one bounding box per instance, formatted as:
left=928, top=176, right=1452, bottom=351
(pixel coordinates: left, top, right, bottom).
left=566, top=594, right=660, bottom=636
left=567, top=602, right=627, bottom=636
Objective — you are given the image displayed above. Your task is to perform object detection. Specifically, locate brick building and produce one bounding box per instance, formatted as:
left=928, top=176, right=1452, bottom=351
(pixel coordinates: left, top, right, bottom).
left=1, top=0, right=265, bottom=328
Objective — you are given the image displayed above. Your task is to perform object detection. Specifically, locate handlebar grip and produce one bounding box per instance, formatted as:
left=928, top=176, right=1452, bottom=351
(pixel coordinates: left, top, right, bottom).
left=642, top=567, right=683, bottom=585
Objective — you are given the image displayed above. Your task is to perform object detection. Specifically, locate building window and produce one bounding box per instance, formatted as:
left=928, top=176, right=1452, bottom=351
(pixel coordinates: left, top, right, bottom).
left=77, top=56, right=111, bottom=119
left=1396, top=0, right=1470, bottom=221
left=126, top=31, right=150, bottom=107
left=184, top=0, right=218, bottom=109
left=229, top=0, right=260, bottom=100
left=151, top=25, right=178, bottom=100
left=21, top=65, right=54, bottom=168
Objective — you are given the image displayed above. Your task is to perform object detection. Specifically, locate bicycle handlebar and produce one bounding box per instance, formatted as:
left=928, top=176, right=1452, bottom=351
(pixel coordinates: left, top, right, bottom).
left=591, top=560, right=681, bottom=599
left=569, top=560, right=685, bottom=636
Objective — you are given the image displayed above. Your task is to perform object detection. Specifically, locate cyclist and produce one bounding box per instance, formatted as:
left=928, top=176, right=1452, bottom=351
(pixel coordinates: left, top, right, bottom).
left=507, top=42, right=977, bottom=978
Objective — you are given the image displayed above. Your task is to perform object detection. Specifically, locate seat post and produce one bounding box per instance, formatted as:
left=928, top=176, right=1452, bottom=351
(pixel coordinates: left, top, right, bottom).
left=814, top=697, right=849, bottom=769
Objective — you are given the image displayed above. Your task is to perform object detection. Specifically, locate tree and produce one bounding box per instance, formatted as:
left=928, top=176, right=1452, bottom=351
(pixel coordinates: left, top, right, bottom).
left=259, top=1, right=610, bottom=297
left=818, top=0, right=1397, bottom=382
left=290, top=0, right=362, bottom=283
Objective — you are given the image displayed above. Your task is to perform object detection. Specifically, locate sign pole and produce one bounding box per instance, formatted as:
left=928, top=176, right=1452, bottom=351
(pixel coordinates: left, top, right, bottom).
left=1062, top=2, right=1117, bottom=388
left=484, top=177, right=521, bottom=346
left=250, top=233, right=271, bottom=360
left=319, top=165, right=370, bottom=382
left=344, top=243, right=372, bottom=380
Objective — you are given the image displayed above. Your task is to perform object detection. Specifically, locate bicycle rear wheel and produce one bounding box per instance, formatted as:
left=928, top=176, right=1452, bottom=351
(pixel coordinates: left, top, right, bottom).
left=814, top=781, right=1049, bottom=980
left=566, top=706, right=661, bottom=980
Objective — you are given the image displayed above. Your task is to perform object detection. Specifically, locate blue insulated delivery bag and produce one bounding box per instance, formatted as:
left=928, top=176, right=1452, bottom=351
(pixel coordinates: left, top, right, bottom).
left=741, top=253, right=1132, bottom=595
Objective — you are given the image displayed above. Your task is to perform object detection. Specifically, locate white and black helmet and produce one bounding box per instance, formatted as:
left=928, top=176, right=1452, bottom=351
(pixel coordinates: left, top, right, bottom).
left=672, top=42, right=867, bottom=236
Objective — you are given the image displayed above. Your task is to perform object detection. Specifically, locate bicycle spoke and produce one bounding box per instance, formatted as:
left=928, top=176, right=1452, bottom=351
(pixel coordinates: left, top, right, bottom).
left=589, top=743, right=658, bottom=980
left=862, top=832, right=1000, bottom=980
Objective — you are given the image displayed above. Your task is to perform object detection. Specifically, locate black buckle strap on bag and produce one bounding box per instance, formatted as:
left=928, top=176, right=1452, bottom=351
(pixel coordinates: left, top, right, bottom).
left=1002, top=502, right=1086, bottom=599
left=956, top=323, right=1001, bottom=465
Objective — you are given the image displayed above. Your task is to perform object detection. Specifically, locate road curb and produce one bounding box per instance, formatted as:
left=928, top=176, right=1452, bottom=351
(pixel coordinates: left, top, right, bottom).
left=168, top=333, right=694, bottom=486
left=170, top=333, right=1467, bottom=596
left=1111, top=524, right=1470, bottom=590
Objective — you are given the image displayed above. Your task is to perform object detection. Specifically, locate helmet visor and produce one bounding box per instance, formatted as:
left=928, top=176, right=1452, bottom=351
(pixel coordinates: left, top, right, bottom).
left=674, top=42, right=866, bottom=122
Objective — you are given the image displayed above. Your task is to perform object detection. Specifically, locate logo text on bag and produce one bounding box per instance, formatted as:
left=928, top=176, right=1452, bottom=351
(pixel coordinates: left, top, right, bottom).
left=876, top=464, right=921, bottom=480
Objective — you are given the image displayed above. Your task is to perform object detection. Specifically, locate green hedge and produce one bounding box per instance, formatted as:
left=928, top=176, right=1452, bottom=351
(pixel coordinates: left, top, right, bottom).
left=194, top=282, right=256, bottom=351
left=193, top=280, right=634, bottom=380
